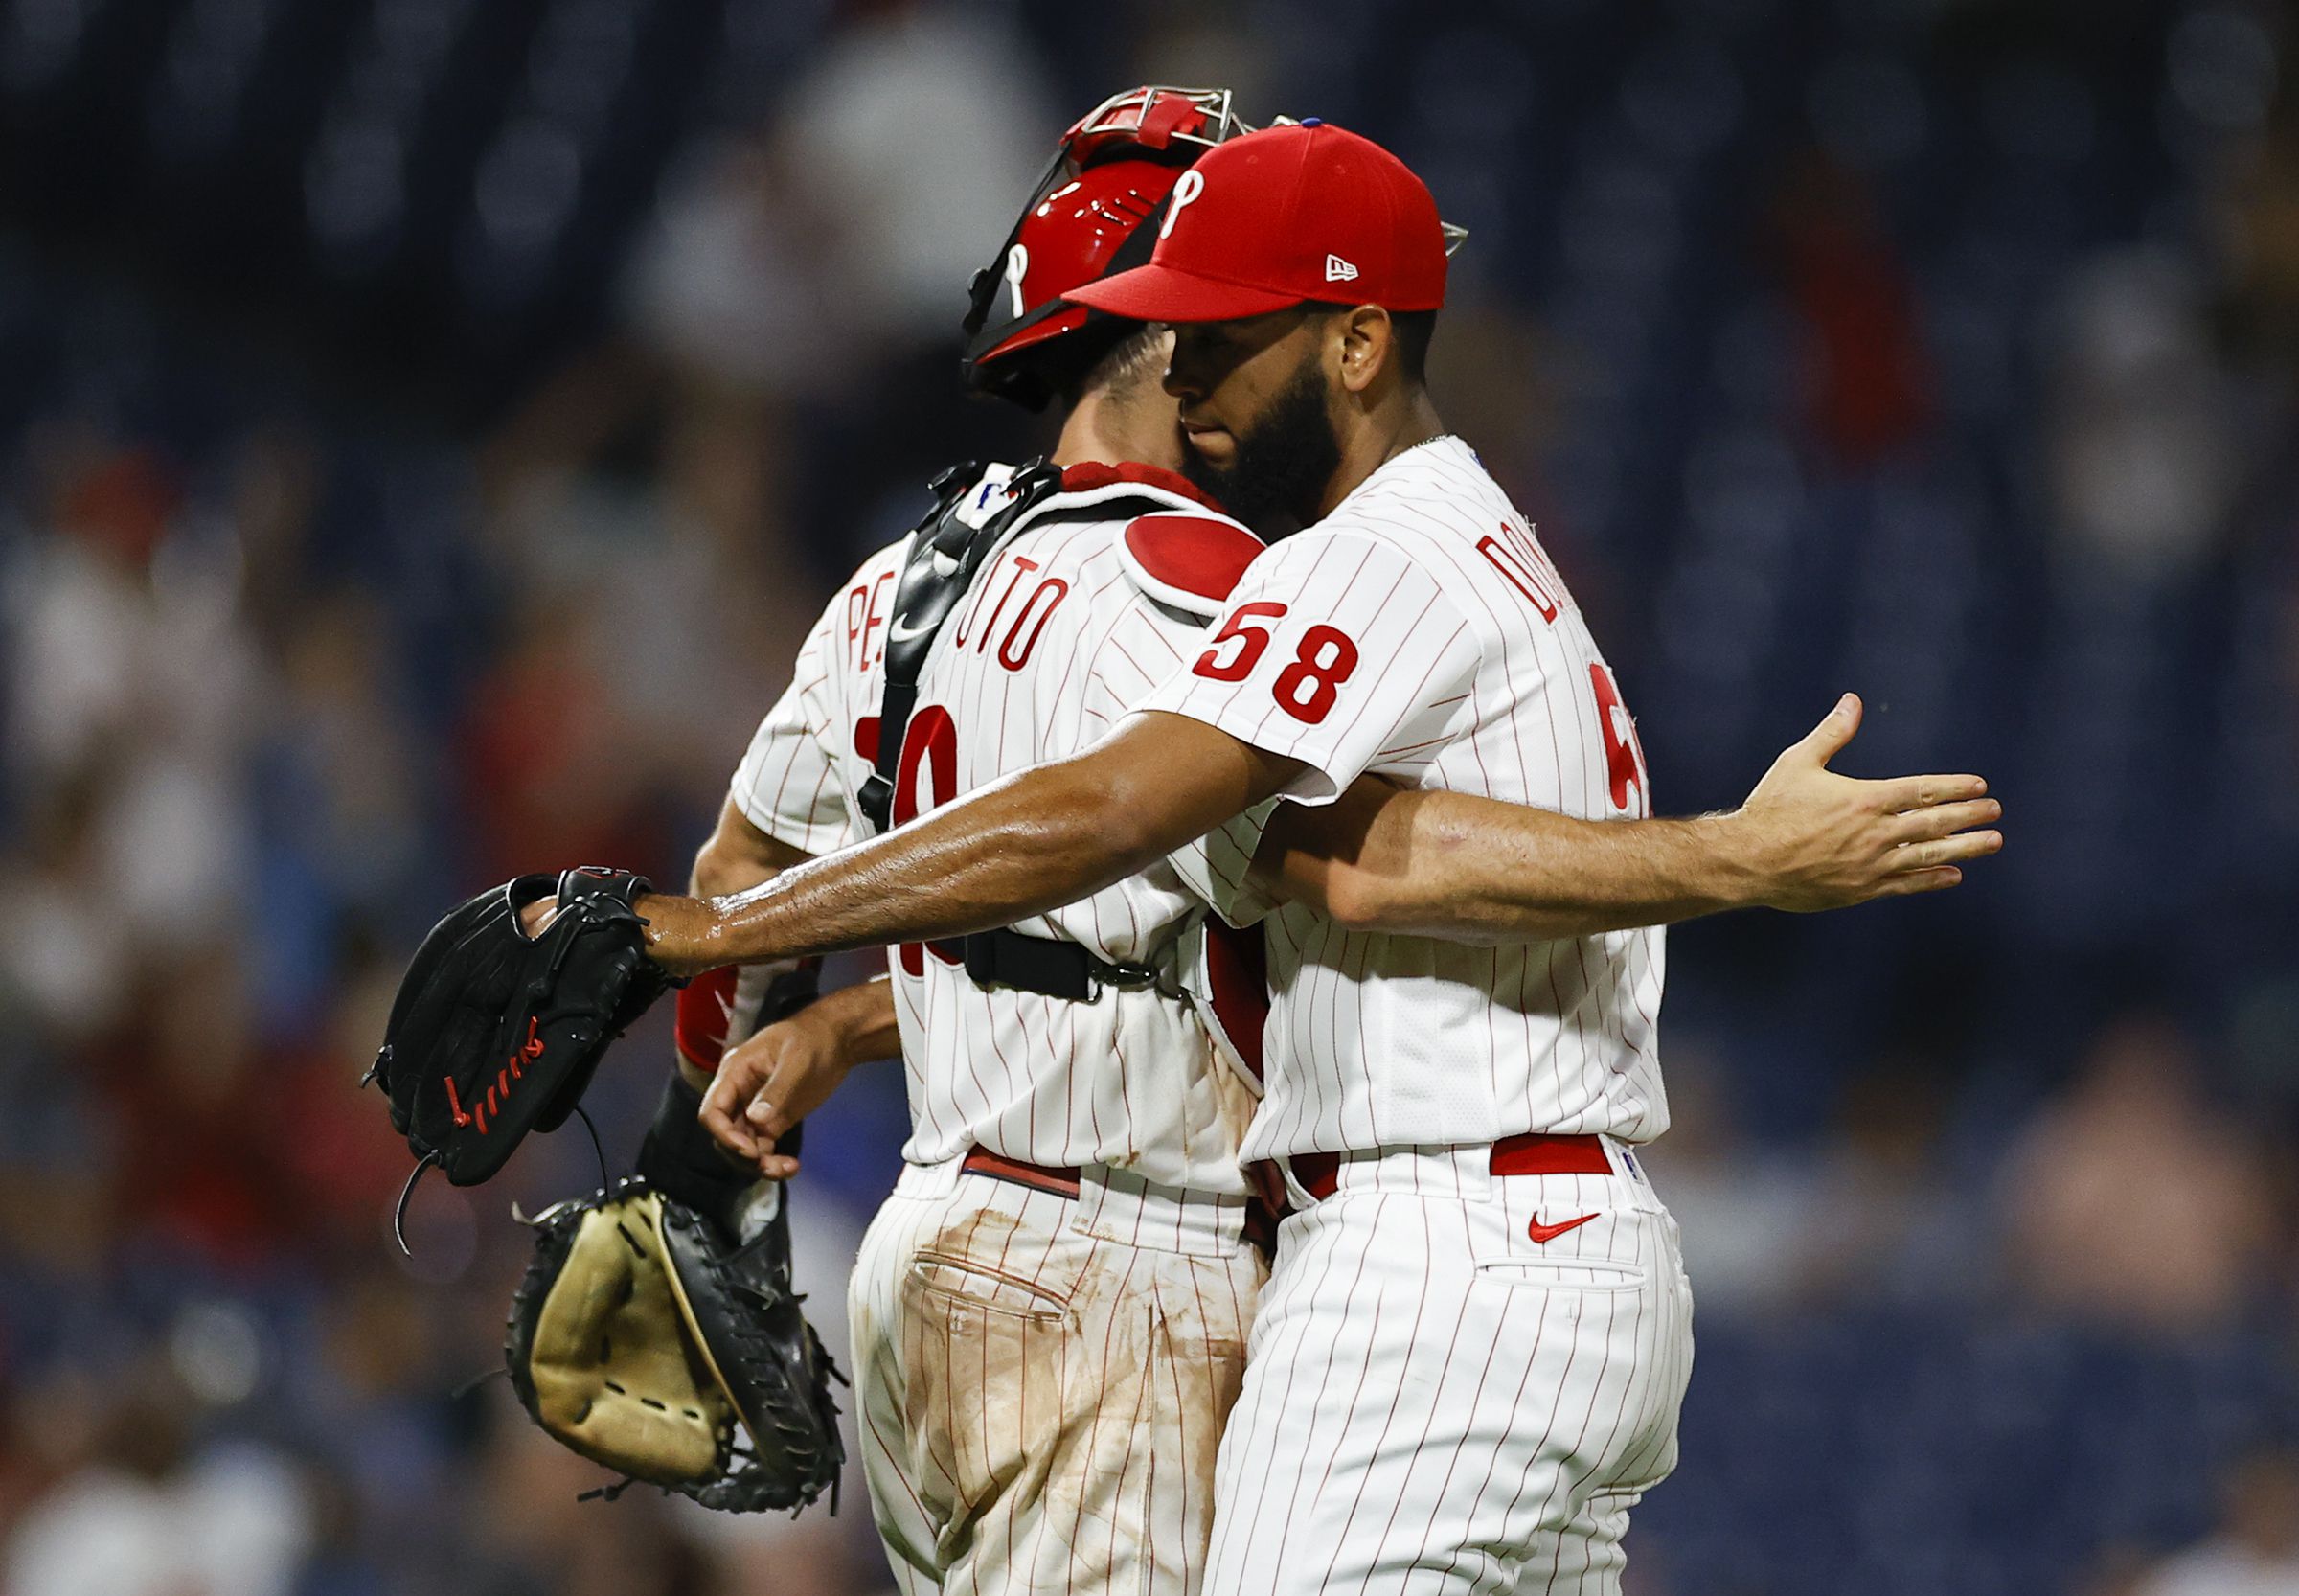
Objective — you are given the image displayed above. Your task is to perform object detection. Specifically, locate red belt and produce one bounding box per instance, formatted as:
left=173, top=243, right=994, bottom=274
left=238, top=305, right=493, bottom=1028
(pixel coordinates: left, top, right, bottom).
left=960, top=1148, right=1081, bottom=1198
left=1280, top=1131, right=1612, bottom=1203
left=962, top=1148, right=1280, bottom=1260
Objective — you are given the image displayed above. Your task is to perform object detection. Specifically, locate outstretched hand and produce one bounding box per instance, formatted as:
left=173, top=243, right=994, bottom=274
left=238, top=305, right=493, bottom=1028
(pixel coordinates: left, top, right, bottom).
left=1736, top=694, right=2003, bottom=912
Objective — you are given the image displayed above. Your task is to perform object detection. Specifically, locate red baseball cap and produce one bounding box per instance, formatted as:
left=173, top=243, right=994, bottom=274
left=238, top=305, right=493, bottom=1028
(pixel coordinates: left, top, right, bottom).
left=1062, top=120, right=1449, bottom=324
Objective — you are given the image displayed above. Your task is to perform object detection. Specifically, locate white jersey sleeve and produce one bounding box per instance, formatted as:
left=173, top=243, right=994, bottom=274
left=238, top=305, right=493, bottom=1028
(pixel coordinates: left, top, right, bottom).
left=1078, top=588, right=1272, bottom=927
left=1138, top=529, right=1483, bottom=806
left=1146, top=437, right=1671, bottom=1161
left=729, top=598, right=847, bottom=853
left=728, top=542, right=905, bottom=855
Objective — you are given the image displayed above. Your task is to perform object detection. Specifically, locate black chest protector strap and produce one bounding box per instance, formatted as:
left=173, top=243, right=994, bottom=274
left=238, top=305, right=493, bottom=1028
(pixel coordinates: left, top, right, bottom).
left=856, top=459, right=1189, bottom=1007
left=856, top=458, right=1065, bottom=835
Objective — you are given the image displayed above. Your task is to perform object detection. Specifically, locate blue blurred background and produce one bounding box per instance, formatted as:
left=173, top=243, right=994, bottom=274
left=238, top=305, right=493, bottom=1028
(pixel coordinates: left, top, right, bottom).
left=1, top=1, right=2294, bottom=1593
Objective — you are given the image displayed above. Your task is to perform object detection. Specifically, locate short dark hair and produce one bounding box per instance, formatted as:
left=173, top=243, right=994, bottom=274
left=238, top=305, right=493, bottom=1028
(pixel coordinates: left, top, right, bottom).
left=981, top=317, right=1164, bottom=414
left=1068, top=322, right=1167, bottom=407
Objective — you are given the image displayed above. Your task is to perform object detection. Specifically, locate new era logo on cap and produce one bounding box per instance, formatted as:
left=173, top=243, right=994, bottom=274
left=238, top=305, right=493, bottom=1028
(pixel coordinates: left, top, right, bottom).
left=1324, top=254, right=1359, bottom=283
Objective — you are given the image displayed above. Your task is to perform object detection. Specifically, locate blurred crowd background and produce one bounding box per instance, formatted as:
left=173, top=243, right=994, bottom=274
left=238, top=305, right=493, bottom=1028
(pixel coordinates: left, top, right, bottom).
left=1, top=0, right=2295, bottom=1592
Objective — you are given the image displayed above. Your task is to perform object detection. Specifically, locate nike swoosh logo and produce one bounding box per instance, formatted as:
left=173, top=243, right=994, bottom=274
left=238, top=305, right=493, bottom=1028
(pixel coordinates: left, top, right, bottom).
left=887, top=615, right=935, bottom=644
left=1527, top=1212, right=1599, bottom=1244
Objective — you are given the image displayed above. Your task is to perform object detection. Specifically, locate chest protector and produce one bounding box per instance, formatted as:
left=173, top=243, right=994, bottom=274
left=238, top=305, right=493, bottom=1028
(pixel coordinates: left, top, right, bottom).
left=856, top=458, right=1254, bottom=1003
left=855, top=458, right=1061, bottom=834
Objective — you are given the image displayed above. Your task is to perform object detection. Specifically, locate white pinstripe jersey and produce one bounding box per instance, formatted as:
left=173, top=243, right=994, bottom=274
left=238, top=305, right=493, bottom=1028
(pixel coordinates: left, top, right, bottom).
left=730, top=462, right=1270, bottom=1196
left=1139, top=435, right=1670, bottom=1163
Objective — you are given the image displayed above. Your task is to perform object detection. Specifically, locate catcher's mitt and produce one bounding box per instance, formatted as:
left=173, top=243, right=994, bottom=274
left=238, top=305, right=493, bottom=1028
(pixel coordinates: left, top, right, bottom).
left=504, top=1175, right=846, bottom=1515
left=370, top=867, right=677, bottom=1200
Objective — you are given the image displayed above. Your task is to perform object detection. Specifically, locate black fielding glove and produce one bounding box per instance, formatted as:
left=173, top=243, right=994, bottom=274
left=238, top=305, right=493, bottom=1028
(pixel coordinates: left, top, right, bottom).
left=371, top=867, right=678, bottom=1188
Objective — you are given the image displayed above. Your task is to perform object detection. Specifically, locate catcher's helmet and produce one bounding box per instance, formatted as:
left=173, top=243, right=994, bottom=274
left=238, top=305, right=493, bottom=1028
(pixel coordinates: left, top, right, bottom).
left=962, top=85, right=1251, bottom=410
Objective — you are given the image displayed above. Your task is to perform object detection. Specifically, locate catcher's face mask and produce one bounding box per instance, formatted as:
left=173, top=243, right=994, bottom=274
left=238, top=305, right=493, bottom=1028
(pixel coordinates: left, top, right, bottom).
left=960, top=84, right=1253, bottom=410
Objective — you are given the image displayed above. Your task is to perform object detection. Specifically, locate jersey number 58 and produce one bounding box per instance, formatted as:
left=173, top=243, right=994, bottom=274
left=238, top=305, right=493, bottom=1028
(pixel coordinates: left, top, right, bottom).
left=1192, top=602, right=1360, bottom=726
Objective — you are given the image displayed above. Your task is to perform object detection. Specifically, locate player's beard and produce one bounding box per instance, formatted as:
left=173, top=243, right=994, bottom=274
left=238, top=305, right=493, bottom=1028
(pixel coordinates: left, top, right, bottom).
left=1181, top=356, right=1342, bottom=537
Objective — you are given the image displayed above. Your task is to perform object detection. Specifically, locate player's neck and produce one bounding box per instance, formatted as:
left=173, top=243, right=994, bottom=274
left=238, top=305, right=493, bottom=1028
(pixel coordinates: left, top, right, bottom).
left=1050, top=379, right=1185, bottom=474
left=1318, top=390, right=1445, bottom=518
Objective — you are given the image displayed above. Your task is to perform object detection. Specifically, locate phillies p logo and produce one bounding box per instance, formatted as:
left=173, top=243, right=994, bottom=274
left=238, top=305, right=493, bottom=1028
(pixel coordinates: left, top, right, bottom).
left=1159, top=169, right=1205, bottom=240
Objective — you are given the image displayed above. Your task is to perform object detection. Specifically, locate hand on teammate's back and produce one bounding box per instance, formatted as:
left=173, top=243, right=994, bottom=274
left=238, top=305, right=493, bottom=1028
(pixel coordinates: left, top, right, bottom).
left=1734, top=693, right=2003, bottom=912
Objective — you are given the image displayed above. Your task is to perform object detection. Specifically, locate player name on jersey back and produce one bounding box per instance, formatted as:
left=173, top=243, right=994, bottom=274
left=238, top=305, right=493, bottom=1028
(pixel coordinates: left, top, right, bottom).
left=1141, top=436, right=1670, bottom=1163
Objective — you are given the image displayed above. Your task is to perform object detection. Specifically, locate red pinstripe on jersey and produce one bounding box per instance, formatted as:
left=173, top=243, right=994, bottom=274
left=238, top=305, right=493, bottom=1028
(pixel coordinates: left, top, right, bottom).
left=729, top=465, right=1271, bottom=1195
left=1199, top=1148, right=1694, bottom=1596
left=1140, top=436, right=1670, bottom=1164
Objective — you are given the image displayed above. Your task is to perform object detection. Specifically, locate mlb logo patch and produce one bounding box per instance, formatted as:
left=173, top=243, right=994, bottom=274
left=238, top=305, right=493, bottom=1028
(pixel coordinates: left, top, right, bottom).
left=1324, top=254, right=1359, bottom=283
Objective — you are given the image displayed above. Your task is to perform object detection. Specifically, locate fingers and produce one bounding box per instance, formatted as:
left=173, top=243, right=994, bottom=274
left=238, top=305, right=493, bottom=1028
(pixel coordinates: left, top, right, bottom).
left=1890, top=798, right=2002, bottom=844
left=698, top=1069, right=762, bottom=1161
left=746, top=1093, right=793, bottom=1141
left=1871, top=866, right=1965, bottom=897
left=740, top=1097, right=794, bottom=1178
left=1875, top=772, right=1990, bottom=810
left=702, top=1075, right=801, bottom=1178
left=706, top=1008, right=854, bottom=1178
left=1791, top=693, right=1863, bottom=767
left=731, top=1100, right=799, bottom=1179
left=1891, top=830, right=2004, bottom=872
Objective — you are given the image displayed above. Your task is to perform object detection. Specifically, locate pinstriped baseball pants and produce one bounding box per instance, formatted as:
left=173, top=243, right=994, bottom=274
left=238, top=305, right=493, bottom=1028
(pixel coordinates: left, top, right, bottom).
left=1201, top=1144, right=1696, bottom=1596
left=848, top=1157, right=1266, bottom=1596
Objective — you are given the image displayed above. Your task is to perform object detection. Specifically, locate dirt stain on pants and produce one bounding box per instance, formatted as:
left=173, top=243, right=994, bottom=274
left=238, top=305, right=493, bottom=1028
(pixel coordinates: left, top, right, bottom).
left=849, top=1166, right=1263, bottom=1596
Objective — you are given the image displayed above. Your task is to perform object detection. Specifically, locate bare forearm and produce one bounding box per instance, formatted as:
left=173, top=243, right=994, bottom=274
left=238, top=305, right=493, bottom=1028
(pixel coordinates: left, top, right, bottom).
left=644, top=714, right=1291, bottom=975
left=1410, top=800, right=1757, bottom=938
left=653, top=758, right=1164, bottom=969
left=1255, top=695, right=2001, bottom=941
left=1264, top=786, right=1759, bottom=944
left=673, top=802, right=821, bottom=1076
left=822, top=975, right=901, bottom=1066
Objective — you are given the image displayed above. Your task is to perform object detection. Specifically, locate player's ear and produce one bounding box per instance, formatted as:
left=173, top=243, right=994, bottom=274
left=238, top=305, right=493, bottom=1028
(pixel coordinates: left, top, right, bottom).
left=1333, top=305, right=1395, bottom=397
